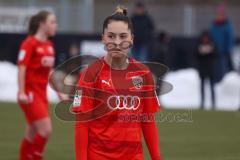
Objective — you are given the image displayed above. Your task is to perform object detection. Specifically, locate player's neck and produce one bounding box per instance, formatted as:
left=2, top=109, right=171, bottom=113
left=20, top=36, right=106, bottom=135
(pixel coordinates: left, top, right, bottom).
left=104, top=55, right=129, bottom=70
left=34, top=31, right=48, bottom=42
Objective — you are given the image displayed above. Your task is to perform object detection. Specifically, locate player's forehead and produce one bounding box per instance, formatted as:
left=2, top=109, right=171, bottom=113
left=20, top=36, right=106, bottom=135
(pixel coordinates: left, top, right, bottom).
left=44, top=14, right=56, bottom=23
left=104, top=21, right=131, bottom=35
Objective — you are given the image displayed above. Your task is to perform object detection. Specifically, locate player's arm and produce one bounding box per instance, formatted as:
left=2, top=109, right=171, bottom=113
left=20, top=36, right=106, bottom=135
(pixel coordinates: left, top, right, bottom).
left=73, top=68, right=95, bottom=160
left=142, top=69, right=161, bottom=160
left=18, top=65, right=28, bottom=104
left=18, top=65, right=26, bottom=93
left=73, top=78, right=89, bottom=160
left=17, top=40, right=33, bottom=104
left=49, top=69, right=70, bottom=101
left=75, top=122, right=88, bottom=160
left=142, top=121, right=161, bottom=160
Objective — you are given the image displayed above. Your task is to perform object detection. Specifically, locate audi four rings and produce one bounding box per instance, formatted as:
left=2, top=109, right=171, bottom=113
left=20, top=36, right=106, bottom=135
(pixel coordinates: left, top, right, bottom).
left=107, top=95, right=141, bottom=110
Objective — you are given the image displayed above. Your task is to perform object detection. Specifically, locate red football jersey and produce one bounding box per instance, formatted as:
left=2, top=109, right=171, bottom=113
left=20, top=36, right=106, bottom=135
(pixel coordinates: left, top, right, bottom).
left=73, top=57, right=160, bottom=160
left=17, top=36, right=55, bottom=85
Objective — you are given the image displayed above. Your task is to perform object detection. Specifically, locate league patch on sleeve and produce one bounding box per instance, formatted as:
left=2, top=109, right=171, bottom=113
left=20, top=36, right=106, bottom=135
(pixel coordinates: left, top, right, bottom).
left=73, top=90, right=82, bottom=107
left=18, top=49, right=26, bottom=61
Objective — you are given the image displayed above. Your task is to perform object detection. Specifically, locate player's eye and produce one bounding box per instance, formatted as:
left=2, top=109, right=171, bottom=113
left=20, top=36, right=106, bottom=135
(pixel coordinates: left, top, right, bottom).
left=120, top=34, right=127, bottom=39
left=107, top=34, right=115, bottom=39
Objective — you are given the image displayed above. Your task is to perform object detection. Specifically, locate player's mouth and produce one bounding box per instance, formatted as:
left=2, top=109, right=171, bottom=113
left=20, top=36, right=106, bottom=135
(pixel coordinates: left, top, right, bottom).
left=111, top=49, right=124, bottom=53
left=113, top=49, right=122, bottom=52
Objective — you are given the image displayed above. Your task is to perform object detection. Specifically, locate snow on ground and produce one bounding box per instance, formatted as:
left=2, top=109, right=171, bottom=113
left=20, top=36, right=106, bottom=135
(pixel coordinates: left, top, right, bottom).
left=0, top=61, right=239, bottom=111
left=161, top=68, right=240, bottom=111
left=0, top=61, right=58, bottom=103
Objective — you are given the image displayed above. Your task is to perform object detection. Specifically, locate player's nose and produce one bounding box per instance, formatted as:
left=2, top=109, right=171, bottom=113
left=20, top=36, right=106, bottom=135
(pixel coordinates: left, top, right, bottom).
left=115, top=37, right=122, bottom=46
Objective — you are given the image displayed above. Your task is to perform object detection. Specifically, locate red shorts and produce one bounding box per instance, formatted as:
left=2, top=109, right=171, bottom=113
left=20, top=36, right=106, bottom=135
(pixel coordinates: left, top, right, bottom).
left=18, top=83, right=49, bottom=124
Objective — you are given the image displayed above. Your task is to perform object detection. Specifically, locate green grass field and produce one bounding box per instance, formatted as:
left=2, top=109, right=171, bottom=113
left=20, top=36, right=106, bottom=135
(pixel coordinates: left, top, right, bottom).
left=0, top=102, right=240, bottom=160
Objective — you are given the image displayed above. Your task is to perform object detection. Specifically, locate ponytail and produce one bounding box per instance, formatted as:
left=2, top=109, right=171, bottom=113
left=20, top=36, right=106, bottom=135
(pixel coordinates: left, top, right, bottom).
left=28, top=10, right=51, bottom=35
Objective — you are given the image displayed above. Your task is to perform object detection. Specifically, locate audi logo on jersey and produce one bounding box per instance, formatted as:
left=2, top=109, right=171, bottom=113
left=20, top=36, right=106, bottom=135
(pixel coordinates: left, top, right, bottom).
left=107, top=95, right=140, bottom=110
left=51, top=55, right=172, bottom=122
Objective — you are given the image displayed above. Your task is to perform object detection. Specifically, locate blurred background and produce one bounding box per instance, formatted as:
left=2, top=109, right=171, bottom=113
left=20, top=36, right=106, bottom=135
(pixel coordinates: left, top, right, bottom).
left=0, top=0, right=240, bottom=160
left=1, top=0, right=240, bottom=110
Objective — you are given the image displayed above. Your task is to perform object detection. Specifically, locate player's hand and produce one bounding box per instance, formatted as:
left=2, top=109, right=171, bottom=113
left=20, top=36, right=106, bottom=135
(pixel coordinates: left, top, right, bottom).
left=18, top=92, right=29, bottom=104
left=58, top=92, right=70, bottom=101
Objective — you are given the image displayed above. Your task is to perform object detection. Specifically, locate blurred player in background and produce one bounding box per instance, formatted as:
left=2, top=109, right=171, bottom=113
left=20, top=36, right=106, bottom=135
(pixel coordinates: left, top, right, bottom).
left=73, top=6, right=161, bottom=160
left=17, top=10, right=57, bottom=160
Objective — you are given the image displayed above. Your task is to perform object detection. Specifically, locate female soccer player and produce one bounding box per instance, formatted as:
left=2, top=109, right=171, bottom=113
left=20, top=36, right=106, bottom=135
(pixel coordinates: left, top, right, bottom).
left=73, top=6, right=161, bottom=160
left=17, top=11, right=57, bottom=160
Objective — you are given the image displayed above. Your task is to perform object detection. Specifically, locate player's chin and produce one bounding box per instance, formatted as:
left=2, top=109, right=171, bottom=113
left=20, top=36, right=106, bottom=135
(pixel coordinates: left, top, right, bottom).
left=48, top=31, right=56, bottom=37
left=110, top=51, right=127, bottom=58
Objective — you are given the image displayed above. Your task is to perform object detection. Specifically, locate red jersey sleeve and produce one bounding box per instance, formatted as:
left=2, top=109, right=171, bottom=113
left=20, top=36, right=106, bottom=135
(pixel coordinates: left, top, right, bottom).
left=142, top=70, right=161, bottom=113
left=72, top=68, right=95, bottom=113
left=17, top=38, right=34, bottom=65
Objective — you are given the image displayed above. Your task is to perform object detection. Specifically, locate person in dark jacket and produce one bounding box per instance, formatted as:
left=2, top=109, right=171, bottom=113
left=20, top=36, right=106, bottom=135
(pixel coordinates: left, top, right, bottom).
left=131, top=1, right=154, bottom=62
left=210, top=3, right=235, bottom=83
left=150, top=31, right=170, bottom=65
left=197, top=31, right=217, bottom=109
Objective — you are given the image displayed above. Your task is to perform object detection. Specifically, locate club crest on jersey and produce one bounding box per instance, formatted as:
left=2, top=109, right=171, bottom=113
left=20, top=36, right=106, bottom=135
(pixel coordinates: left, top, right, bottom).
left=73, top=90, right=82, bottom=107
left=36, top=47, right=44, bottom=54
left=131, top=76, right=143, bottom=89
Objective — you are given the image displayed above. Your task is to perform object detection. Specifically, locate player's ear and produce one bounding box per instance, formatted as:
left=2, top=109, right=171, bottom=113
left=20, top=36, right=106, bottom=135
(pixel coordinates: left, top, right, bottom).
left=131, top=33, right=134, bottom=43
left=39, top=21, right=45, bottom=30
left=101, top=33, right=105, bottom=44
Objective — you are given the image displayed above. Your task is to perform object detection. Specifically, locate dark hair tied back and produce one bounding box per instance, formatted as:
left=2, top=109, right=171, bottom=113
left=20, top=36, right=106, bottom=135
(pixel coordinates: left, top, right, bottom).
left=28, top=10, right=51, bottom=35
left=103, top=5, right=133, bottom=34
left=114, top=6, right=128, bottom=16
